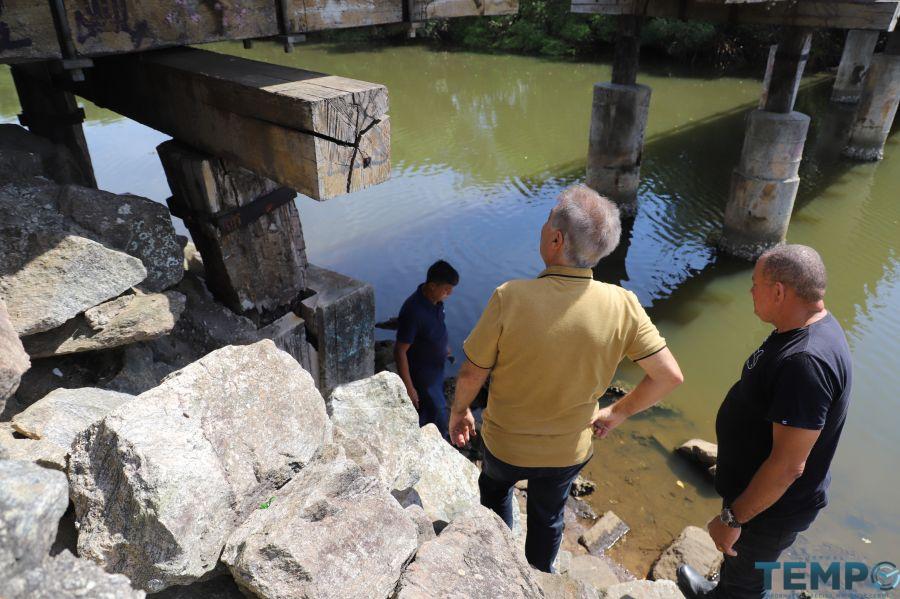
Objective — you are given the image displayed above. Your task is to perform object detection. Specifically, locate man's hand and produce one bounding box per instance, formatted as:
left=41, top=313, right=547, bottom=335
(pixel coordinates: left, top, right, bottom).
left=707, top=514, right=740, bottom=557
left=406, top=386, right=420, bottom=411
left=591, top=405, right=627, bottom=439
left=449, top=408, right=477, bottom=448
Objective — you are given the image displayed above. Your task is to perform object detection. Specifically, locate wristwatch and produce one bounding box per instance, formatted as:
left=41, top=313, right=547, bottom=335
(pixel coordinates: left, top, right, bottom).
left=720, top=507, right=743, bottom=528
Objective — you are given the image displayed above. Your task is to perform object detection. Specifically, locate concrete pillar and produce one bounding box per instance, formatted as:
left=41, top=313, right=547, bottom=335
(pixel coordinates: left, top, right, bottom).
left=719, top=111, right=811, bottom=260
left=586, top=83, right=651, bottom=216
left=843, top=32, right=900, bottom=161
left=831, top=30, right=880, bottom=103
left=719, top=27, right=812, bottom=260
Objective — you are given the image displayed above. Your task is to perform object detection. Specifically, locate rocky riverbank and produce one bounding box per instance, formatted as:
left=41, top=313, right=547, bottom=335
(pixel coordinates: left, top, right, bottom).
left=0, top=123, right=727, bottom=598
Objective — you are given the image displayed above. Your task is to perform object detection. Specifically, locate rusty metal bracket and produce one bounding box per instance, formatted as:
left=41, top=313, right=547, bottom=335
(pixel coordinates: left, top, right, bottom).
left=168, top=186, right=297, bottom=235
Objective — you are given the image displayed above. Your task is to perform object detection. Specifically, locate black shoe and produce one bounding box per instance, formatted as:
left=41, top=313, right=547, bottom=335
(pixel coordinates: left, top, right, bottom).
left=677, top=564, right=718, bottom=599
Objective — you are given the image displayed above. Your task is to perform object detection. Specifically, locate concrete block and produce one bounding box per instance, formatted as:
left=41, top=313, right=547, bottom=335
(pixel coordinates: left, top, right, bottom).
left=301, top=265, right=375, bottom=394
left=832, top=30, right=880, bottom=104
left=844, top=53, right=900, bottom=161
left=579, top=510, right=629, bottom=554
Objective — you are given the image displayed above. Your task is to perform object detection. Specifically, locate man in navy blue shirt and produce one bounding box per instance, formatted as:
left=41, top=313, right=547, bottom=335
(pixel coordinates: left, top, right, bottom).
left=395, top=260, right=459, bottom=440
left=678, top=245, right=852, bottom=599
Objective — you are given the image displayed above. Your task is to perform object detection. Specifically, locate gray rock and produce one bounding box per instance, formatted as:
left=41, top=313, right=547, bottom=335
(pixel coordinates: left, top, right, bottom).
left=328, top=371, right=422, bottom=492
left=537, top=571, right=601, bottom=599
left=0, top=424, right=67, bottom=470
left=405, top=503, right=437, bottom=546
left=650, top=526, right=723, bottom=582
left=182, top=241, right=205, bottom=278
left=568, top=554, right=621, bottom=594
left=332, top=424, right=384, bottom=481
left=601, top=580, right=685, bottom=599
left=0, top=124, right=86, bottom=186
left=11, top=388, right=133, bottom=450
left=148, top=574, right=244, bottom=599
left=56, top=185, right=183, bottom=292
left=0, top=231, right=147, bottom=336
left=3, top=550, right=146, bottom=599
left=103, top=343, right=181, bottom=395
left=223, top=445, right=418, bottom=599
left=413, top=423, right=480, bottom=526
left=69, top=340, right=332, bottom=591
left=0, top=299, right=30, bottom=410
left=22, top=291, right=186, bottom=358
left=395, top=505, right=545, bottom=599
left=0, top=460, right=69, bottom=575
left=571, top=475, right=598, bottom=497
left=676, top=439, right=718, bottom=467
left=579, top=511, right=630, bottom=554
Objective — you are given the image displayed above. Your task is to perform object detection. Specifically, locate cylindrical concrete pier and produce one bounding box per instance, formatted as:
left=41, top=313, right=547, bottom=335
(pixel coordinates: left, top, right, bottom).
left=831, top=30, right=880, bottom=104
left=586, top=82, right=651, bottom=216
left=719, top=110, right=811, bottom=260
left=843, top=52, right=900, bottom=161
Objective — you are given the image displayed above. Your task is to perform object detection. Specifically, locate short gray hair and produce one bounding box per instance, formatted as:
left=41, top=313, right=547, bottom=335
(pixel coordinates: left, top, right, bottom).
left=550, top=185, right=622, bottom=268
left=759, top=244, right=827, bottom=302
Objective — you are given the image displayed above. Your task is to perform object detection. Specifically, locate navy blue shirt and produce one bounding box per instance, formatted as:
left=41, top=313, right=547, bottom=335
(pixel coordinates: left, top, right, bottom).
left=715, top=313, right=852, bottom=532
left=396, top=284, right=448, bottom=389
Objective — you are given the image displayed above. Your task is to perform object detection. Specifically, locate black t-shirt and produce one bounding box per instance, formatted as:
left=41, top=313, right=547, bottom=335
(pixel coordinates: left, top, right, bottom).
left=715, top=313, right=852, bottom=532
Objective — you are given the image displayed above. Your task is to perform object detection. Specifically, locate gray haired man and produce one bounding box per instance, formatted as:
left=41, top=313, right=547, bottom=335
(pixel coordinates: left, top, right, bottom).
left=449, top=184, right=683, bottom=572
left=679, top=245, right=853, bottom=599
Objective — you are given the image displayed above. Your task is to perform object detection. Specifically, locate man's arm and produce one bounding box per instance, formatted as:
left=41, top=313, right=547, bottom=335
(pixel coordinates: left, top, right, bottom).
left=591, top=347, right=684, bottom=438
left=393, top=342, right=419, bottom=410
left=708, top=423, right=820, bottom=555
left=449, top=358, right=491, bottom=447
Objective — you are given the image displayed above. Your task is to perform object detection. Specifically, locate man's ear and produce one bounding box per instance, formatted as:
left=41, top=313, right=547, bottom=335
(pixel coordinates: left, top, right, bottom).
left=774, top=281, right=786, bottom=303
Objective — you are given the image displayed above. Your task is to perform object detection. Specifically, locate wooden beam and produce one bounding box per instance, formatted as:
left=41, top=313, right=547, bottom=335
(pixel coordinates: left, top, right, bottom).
left=288, top=0, right=402, bottom=31
left=764, top=27, right=812, bottom=113
left=612, top=15, right=642, bottom=85
left=408, top=0, right=519, bottom=20
left=0, top=1, right=61, bottom=62
left=571, top=0, right=900, bottom=31
left=72, top=48, right=390, bottom=201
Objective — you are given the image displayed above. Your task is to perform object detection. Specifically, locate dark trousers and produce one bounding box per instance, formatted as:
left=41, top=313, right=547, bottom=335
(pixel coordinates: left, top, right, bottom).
left=416, top=380, right=449, bottom=440
left=712, top=522, right=799, bottom=599
left=478, top=446, right=589, bottom=573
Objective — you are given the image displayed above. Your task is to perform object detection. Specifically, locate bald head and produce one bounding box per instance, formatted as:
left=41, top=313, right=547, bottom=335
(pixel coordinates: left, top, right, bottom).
left=550, top=185, right=622, bottom=268
left=758, top=244, right=827, bottom=303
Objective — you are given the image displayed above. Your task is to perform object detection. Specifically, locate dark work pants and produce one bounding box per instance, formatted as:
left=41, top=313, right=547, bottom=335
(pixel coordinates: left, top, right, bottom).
left=712, top=522, right=799, bottom=599
left=478, top=446, right=589, bottom=573
left=416, top=379, right=449, bottom=440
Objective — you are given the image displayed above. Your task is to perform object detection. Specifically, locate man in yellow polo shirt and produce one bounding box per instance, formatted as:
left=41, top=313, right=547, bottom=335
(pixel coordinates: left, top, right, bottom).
left=449, top=184, right=684, bottom=572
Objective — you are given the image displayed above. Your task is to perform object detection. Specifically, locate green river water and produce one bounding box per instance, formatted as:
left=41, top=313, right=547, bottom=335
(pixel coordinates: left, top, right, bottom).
left=2, top=41, right=898, bottom=578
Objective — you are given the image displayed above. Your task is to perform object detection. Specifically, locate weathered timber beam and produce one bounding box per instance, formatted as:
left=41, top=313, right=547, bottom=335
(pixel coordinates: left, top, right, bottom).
left=612, top=15, right=642, bottom=85
left=68, top=48, right=390, bottom=201
left=570, top=0, right=900, bottom=31
left=0, top=1, right=62, bottom=62
left=407, top=0, right=519, bottom=20
left=764, top=27, right=812, bottom=113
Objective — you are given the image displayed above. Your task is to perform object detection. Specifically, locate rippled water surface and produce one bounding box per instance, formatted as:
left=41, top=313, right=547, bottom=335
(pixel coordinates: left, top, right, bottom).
left=2, top=41, right=898, bottom=576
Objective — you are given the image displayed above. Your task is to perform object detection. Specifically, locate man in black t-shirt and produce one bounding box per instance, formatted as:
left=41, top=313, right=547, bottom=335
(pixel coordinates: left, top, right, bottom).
left=678, top=245, right=852, bottom=599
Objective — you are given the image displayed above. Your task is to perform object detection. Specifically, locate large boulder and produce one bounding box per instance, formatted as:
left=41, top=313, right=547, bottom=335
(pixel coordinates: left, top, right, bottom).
left=149, top=574, right=244, bottom=599
left=0, top=460, right=69, bottom=576
left=0, top=231, right=147, bottom=336
left=0, top=298, right=29, bottom=412
left=327, top=372, right=422, bottom=492
left=68, top=340, right=332, bottom=591
left=11, top=388, right=133, bottom=450
left=3, top=550, right=146, bottom=599
left=0, top=424, right=67, bottom=470
left=413, top=423, right=480, bottom=526
left=601, top=580, right=684, bottom=599
left=395, top=505, right=545, bottom=599
left=567, top=554, right=621, bottom=594
left=223, top=445, right=418, bottom=599
left=536, top=571, right=600, bottom=599
left=22, top=290, right=186, bottom=358
left=650, top=526, right=723, bottom=582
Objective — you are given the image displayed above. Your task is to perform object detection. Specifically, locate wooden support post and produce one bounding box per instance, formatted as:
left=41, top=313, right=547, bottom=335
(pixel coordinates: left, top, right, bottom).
left=843, top=30, right=900, bottom=161
left=10, top=63, right=96, bottom=188
left=720, top=27, right=813, bottom=260
left=764, top=27, right=813, bottom=114
left=586, top=14, right=648, bottom=215
left=70, top=47, right=390, bottom=201
left=832, top=30, right=880, bottom=103
left=157, top=140, right=308, bottom=315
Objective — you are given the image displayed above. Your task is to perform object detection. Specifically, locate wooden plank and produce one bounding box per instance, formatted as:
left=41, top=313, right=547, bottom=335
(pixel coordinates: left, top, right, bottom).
left=62, top=0, right=279, bottom=56
left=571, top=0, right=900, bottom=31
left=286, top=0, right=402, bottom=32
left=409, top=0, right=518, bottom=20
left=0, top=1, right=61, bottom=62
left=72, top=48, right=390, bottom=201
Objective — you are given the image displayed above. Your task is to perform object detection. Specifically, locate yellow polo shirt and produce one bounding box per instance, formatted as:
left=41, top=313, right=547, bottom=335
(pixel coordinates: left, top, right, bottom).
left=463, top=265, right=666, bottom=468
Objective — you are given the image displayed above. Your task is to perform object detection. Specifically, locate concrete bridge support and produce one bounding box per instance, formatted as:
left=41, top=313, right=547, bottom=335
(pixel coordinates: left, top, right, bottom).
left=719, top=27, right=812, bottom=260
left=843, top=31, right=900, bottom=161
left=586, top=15, right=649, bottom=217
left=832, top=30, right=880, bottom=103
